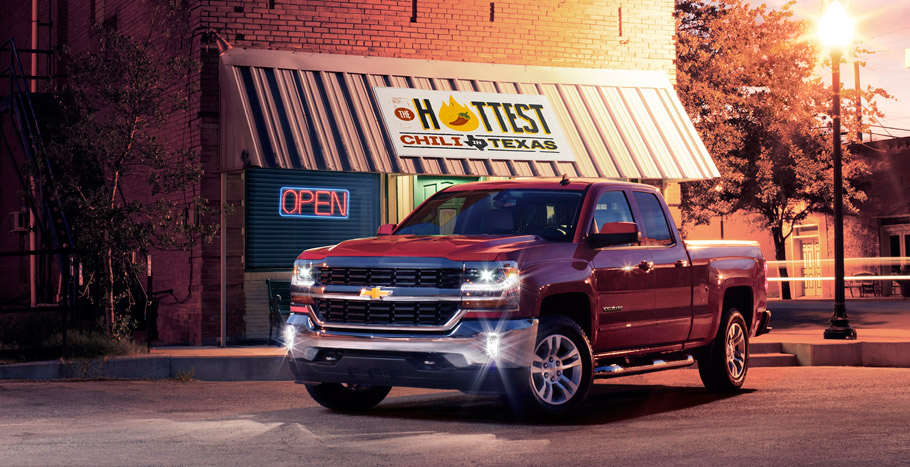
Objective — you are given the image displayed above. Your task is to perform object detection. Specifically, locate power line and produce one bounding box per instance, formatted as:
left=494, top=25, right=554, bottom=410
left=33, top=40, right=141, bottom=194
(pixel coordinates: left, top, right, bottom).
left=865, top=25, right=910, bottom=41
left=870, top=123, right=910, bottom=132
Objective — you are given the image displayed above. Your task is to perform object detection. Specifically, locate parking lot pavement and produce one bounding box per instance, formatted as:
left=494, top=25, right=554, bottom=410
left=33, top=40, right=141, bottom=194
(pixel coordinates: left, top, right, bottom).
left=2, top=367, right=910, bottom=466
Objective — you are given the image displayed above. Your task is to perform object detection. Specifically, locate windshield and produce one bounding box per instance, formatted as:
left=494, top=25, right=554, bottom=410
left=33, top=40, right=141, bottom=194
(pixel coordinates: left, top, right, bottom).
left=395, top=189, right=585, bottom=241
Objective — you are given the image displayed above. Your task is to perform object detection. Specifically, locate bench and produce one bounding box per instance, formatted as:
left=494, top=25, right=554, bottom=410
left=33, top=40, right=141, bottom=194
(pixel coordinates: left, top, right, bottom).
left=847, top=271, right=880, bottom=297
left=266, top=279, right=291, bottom=344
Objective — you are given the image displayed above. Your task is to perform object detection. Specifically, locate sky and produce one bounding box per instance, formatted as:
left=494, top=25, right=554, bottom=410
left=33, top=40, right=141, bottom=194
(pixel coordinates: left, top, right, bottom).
left=759, top=0, right=910, bottom=140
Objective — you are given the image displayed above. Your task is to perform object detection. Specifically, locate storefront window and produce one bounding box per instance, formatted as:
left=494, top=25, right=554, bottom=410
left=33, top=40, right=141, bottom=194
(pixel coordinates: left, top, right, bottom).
left=245, top=168, right=380, bottom=269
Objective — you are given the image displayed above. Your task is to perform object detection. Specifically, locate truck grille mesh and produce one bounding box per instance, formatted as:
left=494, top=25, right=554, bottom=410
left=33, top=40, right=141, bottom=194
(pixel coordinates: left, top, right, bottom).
left=318, top=267, right=462, bottom=288
left=314, top=299, right=459, bottom=326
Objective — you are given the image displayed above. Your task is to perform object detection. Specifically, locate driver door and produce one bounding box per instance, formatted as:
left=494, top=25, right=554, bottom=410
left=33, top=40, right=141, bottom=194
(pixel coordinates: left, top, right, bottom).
left=589, top=189, right=656, bottom=351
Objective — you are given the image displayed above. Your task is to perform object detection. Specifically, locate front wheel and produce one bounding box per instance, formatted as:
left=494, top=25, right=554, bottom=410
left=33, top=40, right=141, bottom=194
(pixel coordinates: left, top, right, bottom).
left=697, top=307, right=749, bottom=392
left=505, top=315, right=594, bottom=418
left=305, top=383, right=392, bottom=411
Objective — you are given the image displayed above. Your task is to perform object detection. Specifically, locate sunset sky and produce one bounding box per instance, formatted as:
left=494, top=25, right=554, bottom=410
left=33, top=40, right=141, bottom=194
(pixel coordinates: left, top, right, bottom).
left=760, top=0, right=910, bottom=140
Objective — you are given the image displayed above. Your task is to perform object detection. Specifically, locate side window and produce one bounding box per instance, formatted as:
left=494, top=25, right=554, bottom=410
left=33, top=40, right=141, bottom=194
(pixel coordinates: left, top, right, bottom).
left=592, top=190, right=635, bottom=233
left=632, top=191, right=674, bottom=246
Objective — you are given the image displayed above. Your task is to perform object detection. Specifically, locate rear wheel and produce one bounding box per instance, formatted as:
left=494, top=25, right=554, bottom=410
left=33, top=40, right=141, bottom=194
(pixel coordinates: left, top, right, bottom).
left=505, top=315, right=593, bottom=418
left=697, top=307, right=749, bottom=392
left=305, top=383, right=392, bottom=411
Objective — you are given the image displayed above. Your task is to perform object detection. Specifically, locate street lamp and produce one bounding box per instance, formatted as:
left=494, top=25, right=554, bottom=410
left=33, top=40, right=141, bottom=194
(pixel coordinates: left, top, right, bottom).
left=818, top=0, right=857, bottom=340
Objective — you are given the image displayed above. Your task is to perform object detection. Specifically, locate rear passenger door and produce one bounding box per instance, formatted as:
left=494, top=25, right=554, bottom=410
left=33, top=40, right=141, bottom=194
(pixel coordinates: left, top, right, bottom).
left=631, top=190, right=692, bottom=346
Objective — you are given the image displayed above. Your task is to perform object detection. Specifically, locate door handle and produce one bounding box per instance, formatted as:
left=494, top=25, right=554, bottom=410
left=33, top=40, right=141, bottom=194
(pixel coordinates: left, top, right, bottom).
left=675, top=259, right=688, bottom=268
left=638, top=260, right=654, bottom=272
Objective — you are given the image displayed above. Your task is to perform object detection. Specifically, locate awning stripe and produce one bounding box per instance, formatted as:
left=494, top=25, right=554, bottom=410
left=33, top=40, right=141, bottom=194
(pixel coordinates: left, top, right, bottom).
left=219, top=50, right=719, bottom=181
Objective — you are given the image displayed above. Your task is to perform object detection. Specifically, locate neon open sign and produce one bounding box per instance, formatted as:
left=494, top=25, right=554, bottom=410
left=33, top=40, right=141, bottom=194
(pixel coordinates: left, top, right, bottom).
left=279, top=187, right=350, bottom=219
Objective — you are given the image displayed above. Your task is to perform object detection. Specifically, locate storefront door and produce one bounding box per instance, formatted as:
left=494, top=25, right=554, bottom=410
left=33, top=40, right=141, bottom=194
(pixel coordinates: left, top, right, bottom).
left=800, top=240, right=822, bottom=297
left=884, top=227, right=910, bottom=273
left=413, top=176, right=479, bottom=207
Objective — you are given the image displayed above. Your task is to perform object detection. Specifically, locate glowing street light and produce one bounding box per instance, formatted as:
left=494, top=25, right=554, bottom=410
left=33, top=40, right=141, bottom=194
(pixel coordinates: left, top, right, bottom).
left=818, top=0, right=856, bottom=340
left=818, top=1, right=854, bottom=48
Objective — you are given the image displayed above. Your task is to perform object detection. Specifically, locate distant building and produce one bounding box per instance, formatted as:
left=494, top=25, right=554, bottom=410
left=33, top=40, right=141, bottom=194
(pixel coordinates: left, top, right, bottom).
left=686, top=136, right=910, bottom=299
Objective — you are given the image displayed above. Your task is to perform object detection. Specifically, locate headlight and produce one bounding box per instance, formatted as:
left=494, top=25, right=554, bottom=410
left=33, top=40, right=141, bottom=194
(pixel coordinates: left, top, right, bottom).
left=292, top=260, right=316, bottom=287
left=461, top=261, right=520, bottom=313
left=462, top=262, right=519, bottom=293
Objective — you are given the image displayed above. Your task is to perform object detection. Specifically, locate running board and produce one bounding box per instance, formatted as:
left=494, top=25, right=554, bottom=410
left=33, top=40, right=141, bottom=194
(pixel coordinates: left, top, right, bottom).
left=593, top=354, right=695, bottom=379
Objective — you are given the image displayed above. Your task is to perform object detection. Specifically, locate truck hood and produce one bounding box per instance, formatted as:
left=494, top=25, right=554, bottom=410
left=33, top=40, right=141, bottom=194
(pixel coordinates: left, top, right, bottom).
left=298, top=235, right=544, bottom=262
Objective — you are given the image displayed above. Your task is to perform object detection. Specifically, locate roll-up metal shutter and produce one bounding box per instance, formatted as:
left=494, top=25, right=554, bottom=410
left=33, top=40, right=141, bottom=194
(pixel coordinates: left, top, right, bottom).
left=245, top=168, right=381, bottom=269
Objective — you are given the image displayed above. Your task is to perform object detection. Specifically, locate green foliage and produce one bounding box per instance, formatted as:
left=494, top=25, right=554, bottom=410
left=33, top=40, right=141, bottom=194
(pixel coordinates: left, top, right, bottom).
left=675, top=0, right=890, bottom=297
left=31, top=0, right=219, bottom=333
left=63, top=330, right=144, bottom=360
left=0, top=313, right=142, bottom=364
left=173, top=367, right=196, bottom=382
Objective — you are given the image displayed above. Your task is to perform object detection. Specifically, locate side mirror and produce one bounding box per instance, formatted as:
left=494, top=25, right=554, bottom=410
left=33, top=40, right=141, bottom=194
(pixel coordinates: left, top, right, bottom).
left=377, top=223, right=397, bottom=236
left=588, top=222, right=640, bottom=248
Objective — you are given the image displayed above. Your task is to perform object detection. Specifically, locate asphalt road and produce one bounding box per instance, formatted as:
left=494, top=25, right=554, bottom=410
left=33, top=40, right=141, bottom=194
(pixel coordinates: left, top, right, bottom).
left=2, top=367, right=909, bottom=466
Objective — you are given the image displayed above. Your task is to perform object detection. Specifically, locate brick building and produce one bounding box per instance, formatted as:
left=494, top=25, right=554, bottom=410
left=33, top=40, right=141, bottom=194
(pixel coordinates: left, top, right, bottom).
left=2, top=0, right=719, bottom=344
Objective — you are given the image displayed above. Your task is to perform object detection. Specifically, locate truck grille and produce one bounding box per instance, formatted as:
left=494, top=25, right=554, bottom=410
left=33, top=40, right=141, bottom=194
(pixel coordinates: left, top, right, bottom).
left=318, top=267, right=462, bottom=288
left=314, top=298, right=459, bottom=326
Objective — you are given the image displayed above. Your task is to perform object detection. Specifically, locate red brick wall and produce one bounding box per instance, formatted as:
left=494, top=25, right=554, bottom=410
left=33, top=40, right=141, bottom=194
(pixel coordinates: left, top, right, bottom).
left=33, top=0, right=677, bottom=344
left=200, top=0, right=676, bottom=79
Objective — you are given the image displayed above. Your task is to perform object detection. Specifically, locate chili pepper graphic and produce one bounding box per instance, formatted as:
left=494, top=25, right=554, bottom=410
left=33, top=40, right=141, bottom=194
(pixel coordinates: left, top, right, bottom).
left=449, top=112, right=471, bottom=126
left=439, top=96, right=480, bottom=131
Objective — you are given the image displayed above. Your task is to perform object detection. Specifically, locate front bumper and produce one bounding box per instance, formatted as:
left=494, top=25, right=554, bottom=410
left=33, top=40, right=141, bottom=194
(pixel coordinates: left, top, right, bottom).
left=285, top=314, right=538, bottom=394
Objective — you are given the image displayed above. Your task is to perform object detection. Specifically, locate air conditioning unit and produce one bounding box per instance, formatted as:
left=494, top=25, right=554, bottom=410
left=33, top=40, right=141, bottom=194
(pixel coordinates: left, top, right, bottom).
left=8, top=210, right=28, bottom=233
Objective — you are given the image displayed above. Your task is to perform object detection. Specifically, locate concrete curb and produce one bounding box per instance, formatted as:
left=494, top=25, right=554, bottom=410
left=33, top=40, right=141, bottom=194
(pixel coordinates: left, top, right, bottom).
left=4, top=341, right=910, bottom=381
left=779, top=342, right=910, bottom=367
left=0, top=355, right=293, bottom=381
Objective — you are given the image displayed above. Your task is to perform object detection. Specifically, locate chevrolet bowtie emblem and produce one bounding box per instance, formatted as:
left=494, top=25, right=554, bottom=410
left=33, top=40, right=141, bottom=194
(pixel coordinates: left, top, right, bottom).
left=360, top=287, right=392, bottom=300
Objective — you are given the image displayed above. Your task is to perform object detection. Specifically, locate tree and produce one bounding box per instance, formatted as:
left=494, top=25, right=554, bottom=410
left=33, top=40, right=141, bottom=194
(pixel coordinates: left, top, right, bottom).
left=36, top=0, right=218, bottom=337
left=675, top=0, right=888, bottom=299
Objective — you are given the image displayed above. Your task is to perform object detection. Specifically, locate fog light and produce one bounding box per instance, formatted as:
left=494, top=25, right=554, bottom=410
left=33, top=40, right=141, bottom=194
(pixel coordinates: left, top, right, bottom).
left=284, top=326, right=296, bottom=351
left=485, top=333, right=501, bottom=360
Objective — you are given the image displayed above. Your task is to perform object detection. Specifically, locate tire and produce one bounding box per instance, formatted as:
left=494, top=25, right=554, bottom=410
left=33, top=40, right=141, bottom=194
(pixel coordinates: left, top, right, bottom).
left=697, top=307, right=749, bottom=392
left=505, top=315, right=594, bottom=419
left=305, top=383, right=392, bottom=411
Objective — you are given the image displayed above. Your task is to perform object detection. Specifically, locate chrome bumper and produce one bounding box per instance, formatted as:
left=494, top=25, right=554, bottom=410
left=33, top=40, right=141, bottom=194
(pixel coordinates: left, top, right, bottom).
left=285, top=314, right=538, bottom=392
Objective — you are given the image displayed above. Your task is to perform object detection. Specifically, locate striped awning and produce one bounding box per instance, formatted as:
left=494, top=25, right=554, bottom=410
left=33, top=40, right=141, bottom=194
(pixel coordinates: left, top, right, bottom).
left=219, top=49, right=719, bottom=181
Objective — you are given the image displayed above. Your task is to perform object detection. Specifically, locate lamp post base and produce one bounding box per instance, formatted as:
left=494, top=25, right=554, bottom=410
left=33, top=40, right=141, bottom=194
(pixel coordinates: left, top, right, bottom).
left=824, top=319, right=857, bottom=340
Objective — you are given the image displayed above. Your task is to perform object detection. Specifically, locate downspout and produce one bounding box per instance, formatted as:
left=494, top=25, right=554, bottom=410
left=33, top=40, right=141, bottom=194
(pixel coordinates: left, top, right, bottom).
left=215, top=32, right=232, bottom=347
left=29, top=0, right=38, bottom=307
left=220, top=172, right=226, bottom=346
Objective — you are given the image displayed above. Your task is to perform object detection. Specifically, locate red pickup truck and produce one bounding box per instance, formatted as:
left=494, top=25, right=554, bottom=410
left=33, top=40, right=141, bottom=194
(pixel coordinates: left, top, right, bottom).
left=286, top=178, right=770, bottom=417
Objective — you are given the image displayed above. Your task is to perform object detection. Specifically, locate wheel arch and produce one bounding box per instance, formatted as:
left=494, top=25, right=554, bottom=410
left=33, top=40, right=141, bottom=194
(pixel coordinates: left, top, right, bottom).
left=538, top=292, right=593, bottom=341
left=722, top=286, right=754, bottom=331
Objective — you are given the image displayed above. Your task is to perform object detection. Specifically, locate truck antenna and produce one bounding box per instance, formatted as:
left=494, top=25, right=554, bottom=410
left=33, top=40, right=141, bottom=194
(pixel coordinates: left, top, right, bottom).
left=559, top=173, right=570, bottom=185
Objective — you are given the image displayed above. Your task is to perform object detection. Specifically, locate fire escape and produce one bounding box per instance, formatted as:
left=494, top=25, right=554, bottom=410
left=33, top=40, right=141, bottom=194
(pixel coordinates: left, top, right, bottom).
left=0, top=38, right=76, bottom=326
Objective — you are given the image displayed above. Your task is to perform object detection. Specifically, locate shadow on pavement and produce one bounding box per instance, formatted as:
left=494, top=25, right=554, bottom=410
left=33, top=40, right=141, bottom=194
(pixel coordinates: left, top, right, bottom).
left=302, top=384, right=750, bottom=427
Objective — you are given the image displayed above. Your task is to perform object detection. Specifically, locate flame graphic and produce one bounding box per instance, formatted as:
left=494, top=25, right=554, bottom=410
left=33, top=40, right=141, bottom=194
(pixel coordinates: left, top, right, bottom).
left=439, top=96, right=480, bottom=132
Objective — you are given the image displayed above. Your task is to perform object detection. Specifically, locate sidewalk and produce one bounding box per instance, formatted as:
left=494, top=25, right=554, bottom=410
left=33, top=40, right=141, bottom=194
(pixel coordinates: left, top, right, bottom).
left=751, top=298, right=910, bottom=367
left=2, top=298, right=909, bottom=381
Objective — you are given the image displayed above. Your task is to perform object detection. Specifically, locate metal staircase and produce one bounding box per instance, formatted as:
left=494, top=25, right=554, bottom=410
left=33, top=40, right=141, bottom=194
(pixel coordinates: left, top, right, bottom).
left=1, top=37, right=75, bottom=307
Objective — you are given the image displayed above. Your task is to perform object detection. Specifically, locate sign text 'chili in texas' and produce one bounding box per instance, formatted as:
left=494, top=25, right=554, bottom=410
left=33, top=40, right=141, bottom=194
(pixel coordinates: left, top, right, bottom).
left=374, top=87, right=575, bottom=162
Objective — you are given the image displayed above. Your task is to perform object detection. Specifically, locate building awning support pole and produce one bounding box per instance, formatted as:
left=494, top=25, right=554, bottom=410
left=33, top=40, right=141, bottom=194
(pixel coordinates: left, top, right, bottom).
left=220, top=171, right=227, bottom=347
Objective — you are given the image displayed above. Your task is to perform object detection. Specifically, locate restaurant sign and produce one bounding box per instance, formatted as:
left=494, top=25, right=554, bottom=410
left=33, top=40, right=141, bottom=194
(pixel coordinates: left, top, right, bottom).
left=374, top=87, right=575, bottom=162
